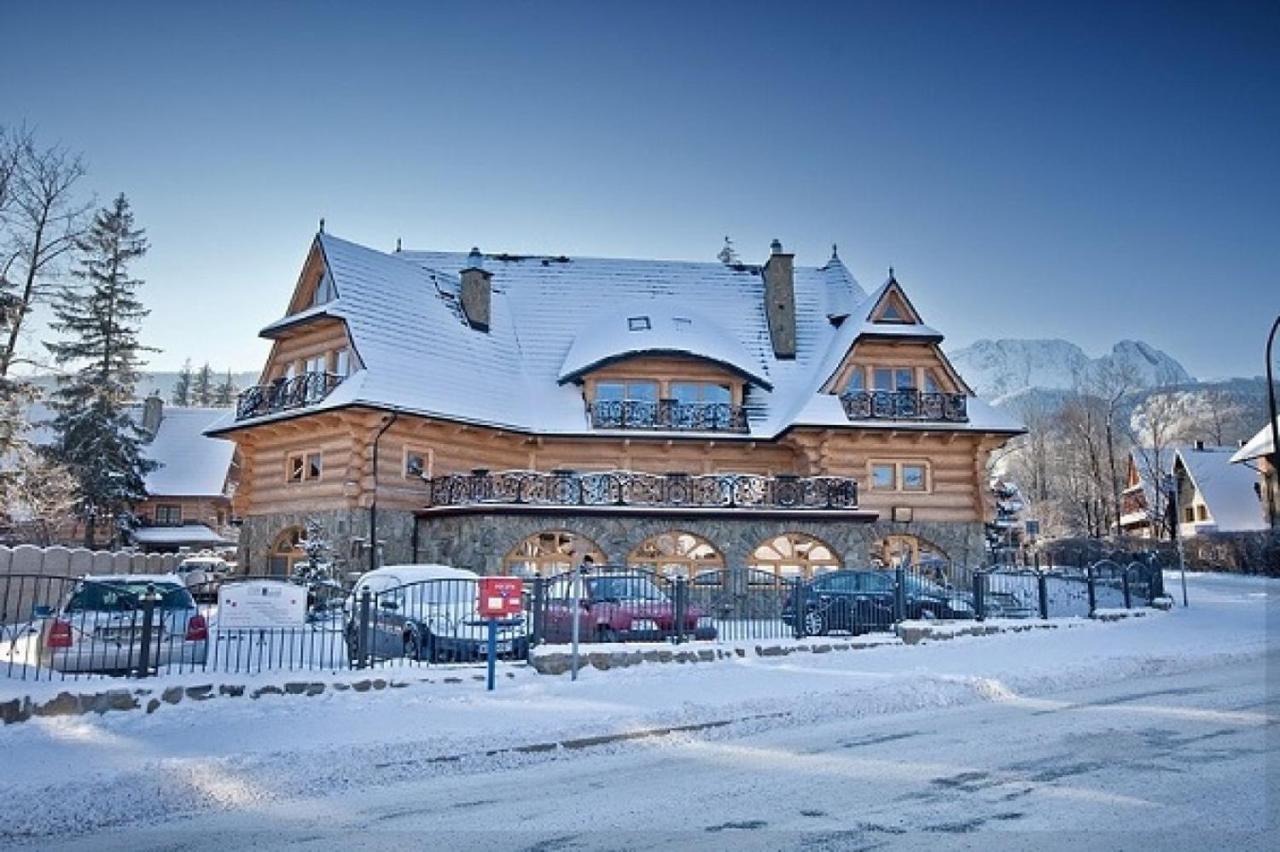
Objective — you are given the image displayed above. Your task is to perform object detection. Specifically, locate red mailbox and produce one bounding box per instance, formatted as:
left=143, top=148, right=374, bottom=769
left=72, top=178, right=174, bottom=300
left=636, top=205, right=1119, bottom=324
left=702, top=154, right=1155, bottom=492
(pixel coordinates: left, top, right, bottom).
left=477, top=576, right=524, bottom=618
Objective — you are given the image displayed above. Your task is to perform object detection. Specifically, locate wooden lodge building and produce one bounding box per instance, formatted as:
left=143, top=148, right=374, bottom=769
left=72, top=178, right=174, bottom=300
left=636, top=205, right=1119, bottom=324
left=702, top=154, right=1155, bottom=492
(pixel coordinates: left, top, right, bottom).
left=208, top=232, right=1024, bottom=581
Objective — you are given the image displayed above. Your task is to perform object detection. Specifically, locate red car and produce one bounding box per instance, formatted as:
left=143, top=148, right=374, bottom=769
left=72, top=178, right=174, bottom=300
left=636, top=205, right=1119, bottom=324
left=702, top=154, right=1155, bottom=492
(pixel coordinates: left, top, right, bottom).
left=542, top=574, right=716, bottom=643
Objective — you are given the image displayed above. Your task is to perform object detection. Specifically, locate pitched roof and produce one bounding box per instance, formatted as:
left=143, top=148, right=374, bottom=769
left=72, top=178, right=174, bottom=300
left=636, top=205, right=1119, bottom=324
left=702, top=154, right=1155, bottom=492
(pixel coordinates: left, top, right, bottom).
left=1177, top=446, right=1267, bottom=532
left=142, top=407, right=236, bottom=498
left=220, top=233, right=1023, bottom=439
left=1230, top=416, right=1279, bottom=463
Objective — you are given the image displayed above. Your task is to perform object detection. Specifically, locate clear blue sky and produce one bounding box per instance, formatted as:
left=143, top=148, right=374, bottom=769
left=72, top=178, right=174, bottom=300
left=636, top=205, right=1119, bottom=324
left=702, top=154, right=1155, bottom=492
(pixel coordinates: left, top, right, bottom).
left=2, top=1, right=1276, bottom=380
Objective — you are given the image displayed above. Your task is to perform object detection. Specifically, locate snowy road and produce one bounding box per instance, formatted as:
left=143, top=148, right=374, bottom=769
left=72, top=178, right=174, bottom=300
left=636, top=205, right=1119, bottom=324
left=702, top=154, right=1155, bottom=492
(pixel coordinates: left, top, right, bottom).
left=0, top=571, right=1275, bottom=850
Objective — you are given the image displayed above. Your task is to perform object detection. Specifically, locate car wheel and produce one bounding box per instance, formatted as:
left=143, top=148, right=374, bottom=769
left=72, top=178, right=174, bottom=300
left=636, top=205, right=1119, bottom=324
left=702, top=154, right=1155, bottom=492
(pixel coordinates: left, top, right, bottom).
left=919, top=607, right=937, bottom=621
left=803, top=609, right=828, bottom=636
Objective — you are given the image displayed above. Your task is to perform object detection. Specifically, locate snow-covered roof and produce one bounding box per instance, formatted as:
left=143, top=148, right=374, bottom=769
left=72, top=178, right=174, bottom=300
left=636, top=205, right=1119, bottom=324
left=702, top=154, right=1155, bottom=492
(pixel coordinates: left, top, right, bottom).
left=558, top=304, right=773, bottom=388
left=221, top=234, right=1022, bottom=439
left=131, top=525, right=231, bottom=546
left=1230, top=417, right=1279, bottom=464
left=1176, top=446, right=1267, bottom=532
left=143, top=408, right=236, bottom=498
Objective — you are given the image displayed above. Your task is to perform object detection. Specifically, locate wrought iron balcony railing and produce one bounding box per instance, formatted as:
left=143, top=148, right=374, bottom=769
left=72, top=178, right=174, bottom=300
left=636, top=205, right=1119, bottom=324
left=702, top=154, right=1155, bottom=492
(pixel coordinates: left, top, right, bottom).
left=235, top=371, right=343, bottom=421
left=838, top=390, right=968, bottom=423
left=587, top=399, right=749, bottom=433
left=427, top=469, right=858, bottom=511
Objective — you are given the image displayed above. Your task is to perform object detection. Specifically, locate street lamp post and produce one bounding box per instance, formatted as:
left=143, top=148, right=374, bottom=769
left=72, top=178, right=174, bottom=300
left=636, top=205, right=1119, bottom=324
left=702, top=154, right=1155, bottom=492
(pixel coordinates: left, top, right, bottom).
left=1265, top=314, right=1279, bottom=530
left=1169, top=469, right=1188, bottom=608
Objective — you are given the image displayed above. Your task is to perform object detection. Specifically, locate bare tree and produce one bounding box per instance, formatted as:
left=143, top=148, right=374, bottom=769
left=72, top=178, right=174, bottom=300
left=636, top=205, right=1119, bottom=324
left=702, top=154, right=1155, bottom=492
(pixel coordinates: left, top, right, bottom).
left=0, top=134, right=90, bottom=378
left=1087, top=359, right=1138, bottom=536
left=1129, top=387, right=1189, bottom=540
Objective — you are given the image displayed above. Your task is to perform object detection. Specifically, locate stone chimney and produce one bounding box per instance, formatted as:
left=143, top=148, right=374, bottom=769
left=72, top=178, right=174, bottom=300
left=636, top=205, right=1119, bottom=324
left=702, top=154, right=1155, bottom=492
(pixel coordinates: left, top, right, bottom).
left=460, top=247, right=491, bottom=332
left=763, top=238, right=796, bottom=359
left=142, top=392, right=163, bottom=439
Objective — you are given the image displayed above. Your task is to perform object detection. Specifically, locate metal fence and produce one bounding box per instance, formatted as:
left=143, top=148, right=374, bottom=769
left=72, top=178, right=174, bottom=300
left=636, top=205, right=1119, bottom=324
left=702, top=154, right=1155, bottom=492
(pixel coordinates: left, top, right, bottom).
left=1, top=559, right=1167, bottom=683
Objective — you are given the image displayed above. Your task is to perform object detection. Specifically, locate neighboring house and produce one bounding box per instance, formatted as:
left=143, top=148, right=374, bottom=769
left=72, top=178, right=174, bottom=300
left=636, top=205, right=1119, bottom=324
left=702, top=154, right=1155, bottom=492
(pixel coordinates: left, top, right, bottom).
left=132, top=397, right=240, bottom=552
left=1172, top=442, right=1269, bottom=537
left=209, top=232, right=1025, bottom=580
left=1119, top=447, right=1175, bottom=539
left=1230, top=416, right=1279, bottom=528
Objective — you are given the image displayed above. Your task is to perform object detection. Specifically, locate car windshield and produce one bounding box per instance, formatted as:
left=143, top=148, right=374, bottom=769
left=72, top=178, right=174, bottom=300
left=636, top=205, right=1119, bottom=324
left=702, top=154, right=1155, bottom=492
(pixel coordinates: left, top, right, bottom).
left=589, top=576, right=667, bottom=602
left=67, top=581, right=195, bottom=612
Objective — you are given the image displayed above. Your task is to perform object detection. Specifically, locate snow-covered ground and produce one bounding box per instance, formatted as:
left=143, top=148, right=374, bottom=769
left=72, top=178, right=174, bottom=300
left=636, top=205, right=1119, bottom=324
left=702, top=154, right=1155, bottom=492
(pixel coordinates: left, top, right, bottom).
left=0, top=571, right=1273, bottom=848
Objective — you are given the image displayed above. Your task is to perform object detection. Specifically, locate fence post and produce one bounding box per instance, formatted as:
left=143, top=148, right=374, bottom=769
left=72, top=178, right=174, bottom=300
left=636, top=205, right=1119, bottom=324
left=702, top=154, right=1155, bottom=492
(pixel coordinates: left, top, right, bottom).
left=972, top=571, right=986, bottom=621
left=355, top=588, right=372, bottom=669
left=530, top=574, right=545, bottom=648
left=135, top=583, right=161, bottom=678
left=1037, top=571, right=1049, bottom=620
left=793, top=578, right=806, bottom=639
left=894, top=565, right=906, bottom=624
left=673, top=576, right=688, bottom=644
left=1122, top=569, right=1133, bottom=610
left=1086, top=565, right=1097, bottom=618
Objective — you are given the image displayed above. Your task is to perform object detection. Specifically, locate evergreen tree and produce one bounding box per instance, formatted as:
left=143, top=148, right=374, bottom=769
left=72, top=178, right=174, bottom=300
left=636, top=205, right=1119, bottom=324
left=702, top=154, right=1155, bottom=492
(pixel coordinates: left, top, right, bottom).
left=44, top=193, right=157, bottom=548
left=212, top=369, right=237, bottom=407
left=193, top=361, right=213, bottom=406
left=172, top=358, right=193, bottom=406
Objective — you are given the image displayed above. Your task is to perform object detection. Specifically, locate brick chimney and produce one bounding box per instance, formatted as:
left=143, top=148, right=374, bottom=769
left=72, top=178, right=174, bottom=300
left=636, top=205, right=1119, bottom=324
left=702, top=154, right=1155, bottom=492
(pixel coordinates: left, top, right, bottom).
left=460, top=247, right=491, bottom=332
left=763, top=238, right=796, bottom=359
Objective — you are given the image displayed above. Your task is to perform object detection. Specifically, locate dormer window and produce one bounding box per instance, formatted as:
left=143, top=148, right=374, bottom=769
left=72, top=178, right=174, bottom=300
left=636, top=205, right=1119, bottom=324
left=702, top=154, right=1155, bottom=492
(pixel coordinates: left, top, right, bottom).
left=627, top=316, right=651, bottom=332
left=594, top=380, right=658, bottom=402
left=879, top=302, right=905, bottom=322
left=309, top=269, right=336, bottom=308
left=671, top=382, right=731, bottom=405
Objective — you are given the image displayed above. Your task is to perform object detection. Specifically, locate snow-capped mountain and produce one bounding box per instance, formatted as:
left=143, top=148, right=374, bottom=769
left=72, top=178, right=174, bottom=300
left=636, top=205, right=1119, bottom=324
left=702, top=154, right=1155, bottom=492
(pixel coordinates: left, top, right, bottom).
left=950, top=338, right=1194, bottom=400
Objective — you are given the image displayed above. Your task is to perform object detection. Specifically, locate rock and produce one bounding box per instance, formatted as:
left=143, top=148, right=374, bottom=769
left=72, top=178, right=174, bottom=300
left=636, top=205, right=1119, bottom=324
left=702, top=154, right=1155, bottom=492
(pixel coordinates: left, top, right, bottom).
left=642, top=650, right=661, bottom=663
left=811, top=644, right=831, bottom=654
left=734, top=648, right=746, bottom=658
left=832, top=643, right=850, bottom=651
left=103, top=690, right=137, bottom=712
left=284, top=682, right=309, bottom=695
left=161, top=686, right=184, bottom=705
left=656, top=650, right=673, bottom=663
left=533, top=655, right=570, bottom=675
left=251, top=685, right=283, bottom=699
left=332, top=682, right=351, bottom=691
left=351, top=680, right=372, bottom=692
left=390, top=680, right=411, bottom=688
left=146, top=698, right=161, bottom=714
left=758, top=645, right=788, bottom=657
left=219, top=685, right=245, bottom=698
left=0, top=698, right=29, bottom=725
left=185, top=685, right=214, bottom=701
left=697, top=649, right=715, bottom=662
left=305, top=683, right=325, bottom=697
left=588, top=653, right=612, bottom=671
left=898, top=627, right=927, bottom=646
left=34, top=692, right=80, bottom=717
left=443, top=677, right=463, bottom=684
left=372, top=679, right=387, bottom=690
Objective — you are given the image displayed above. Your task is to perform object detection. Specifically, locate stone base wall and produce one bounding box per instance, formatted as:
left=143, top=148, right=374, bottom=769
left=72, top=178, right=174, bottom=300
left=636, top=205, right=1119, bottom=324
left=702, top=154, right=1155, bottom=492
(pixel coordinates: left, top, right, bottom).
left=237, top=508, right=416, bottom=576
left=414, top=512, right=987, bottom=576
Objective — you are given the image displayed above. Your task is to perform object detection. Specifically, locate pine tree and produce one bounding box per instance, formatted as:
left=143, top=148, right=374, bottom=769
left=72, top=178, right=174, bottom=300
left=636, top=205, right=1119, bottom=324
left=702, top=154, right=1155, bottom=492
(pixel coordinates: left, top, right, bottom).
left=172, top=358, right=193, bottom=406
left=212, top=369, right=237, bottom=407
left=44, top=193, right=157, bottom=548
left=193, top=362, right=213, bottom=406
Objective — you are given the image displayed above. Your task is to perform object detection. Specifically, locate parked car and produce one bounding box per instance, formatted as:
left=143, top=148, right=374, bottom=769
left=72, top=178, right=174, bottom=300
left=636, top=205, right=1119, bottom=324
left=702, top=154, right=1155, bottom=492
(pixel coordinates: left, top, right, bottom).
left=176, top=556, right=232, bottom=601
left=542, top=572, right=717, bottom=643
left=17, top=574, right=208, bottom=674
left=784, top=570, right=974, bottom=636
left=344, top=565, right=529, bottom=663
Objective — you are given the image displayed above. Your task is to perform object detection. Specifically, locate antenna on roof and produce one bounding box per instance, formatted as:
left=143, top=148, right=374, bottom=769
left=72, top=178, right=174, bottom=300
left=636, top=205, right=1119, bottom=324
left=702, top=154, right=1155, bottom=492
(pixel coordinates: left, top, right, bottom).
left=888, top=265, right=895, bottom=280
left=395, top=237, right=402, bottom=253
left=830, top=243, right=839, bottom=261
left=717, top=235, right=739, bottom=265
left=319, top=217, right=325, bottom=234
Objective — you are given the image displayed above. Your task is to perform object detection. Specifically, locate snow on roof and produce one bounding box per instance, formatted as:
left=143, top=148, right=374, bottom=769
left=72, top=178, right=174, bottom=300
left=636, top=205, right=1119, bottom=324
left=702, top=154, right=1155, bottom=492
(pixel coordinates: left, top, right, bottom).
left=1177, top=446, right=1267, bottom=532
left=1230, top=417, right=1279, bottom=464
left=131, top=525, right=231, bottom=546
left=143, top=407, right=236, bottom=498
left=225, top=234, right=1020, bottom=439
left=558, top=303, right=773, bottom=388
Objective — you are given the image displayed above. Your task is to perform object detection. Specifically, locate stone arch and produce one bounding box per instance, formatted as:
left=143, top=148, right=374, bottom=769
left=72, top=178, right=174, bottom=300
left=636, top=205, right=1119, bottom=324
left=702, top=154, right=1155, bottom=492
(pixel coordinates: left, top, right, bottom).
left=501, top=529, right=607, bottom=577
left=748, top=532, right=843, bottom=582
left=268, top=526, right=307, bottom=577
left=627, top=530, right=724, bottom=579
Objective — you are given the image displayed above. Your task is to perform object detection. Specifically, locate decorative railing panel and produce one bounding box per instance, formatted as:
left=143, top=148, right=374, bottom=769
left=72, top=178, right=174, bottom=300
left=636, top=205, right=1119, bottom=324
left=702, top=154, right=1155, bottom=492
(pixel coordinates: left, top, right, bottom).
left=427, top=469, right=858, bottom=511
left=587, top=399, right=749, bottom=433
left=838, top=390, right=968, bottom=423
left=235, top=372, right=343, bottom=421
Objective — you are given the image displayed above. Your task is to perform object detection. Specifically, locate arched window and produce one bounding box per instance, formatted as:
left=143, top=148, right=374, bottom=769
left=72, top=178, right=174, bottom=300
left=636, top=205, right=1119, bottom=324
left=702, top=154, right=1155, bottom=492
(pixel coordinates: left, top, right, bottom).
left=873, top=535, right=950, bottom=578
left=627, top=531, right=724, bottom=579
left=502, top=530, right=606, bottom=577
left=267, top=526, right=306, bottom=577
left=749, top=533, right=842, bottom=582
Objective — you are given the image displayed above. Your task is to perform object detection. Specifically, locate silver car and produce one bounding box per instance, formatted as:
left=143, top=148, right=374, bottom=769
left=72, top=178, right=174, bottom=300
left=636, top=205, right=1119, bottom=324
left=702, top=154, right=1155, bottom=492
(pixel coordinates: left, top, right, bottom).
left=33, top=575, right=209, bottom=673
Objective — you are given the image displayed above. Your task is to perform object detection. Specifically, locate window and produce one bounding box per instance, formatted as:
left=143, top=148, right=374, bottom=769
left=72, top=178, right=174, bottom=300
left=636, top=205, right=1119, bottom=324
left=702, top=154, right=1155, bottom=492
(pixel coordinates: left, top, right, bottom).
left=749, top=533, right=841, bottom=581
left=404, top=447, right=432, bottom=479
left=627, top=316, right=651, bottom=331
left=154, top=504, right=182, bottom=526
left=871, top=464, right=896, bottom=491
left=309, top=270, right=335, bottom=307
left=901, top=464, right=928, bottom=492
left=923, top=370, right=942, bottom=394
left=872, top=368, right=917, bottom=392
left=1196, top=505, right=1208, bottom=522
left=670, top=382, right=731, bottom=404
left=287, top=451, right=322, bottom=483
left=305, top=355, right=325, bottom=375
left=628, top=531, right=724, bottom=579
left=594, top=380, right=658, bottom=402
left=845, top=368, right=865, bottom=392
left=503, top=530, right=606, bottom=577
left=869, top=461, right=931, bottom=493
left=1184, top=506, right=1196, bottom=523
left=334, top=348, right=351, bottom=377
left=879, top=302, right=905, bottom=322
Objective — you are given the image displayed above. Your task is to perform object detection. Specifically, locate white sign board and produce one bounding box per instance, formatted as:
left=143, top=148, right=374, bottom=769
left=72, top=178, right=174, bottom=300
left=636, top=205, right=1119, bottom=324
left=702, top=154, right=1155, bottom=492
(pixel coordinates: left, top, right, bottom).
left=217, top=581, right=308, bottom=629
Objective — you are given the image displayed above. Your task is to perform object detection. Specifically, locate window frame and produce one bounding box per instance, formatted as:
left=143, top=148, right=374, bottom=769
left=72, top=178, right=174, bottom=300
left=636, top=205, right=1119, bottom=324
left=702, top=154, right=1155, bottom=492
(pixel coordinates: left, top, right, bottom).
left=286, top=449, right=323, bottom=484
left=403, top=445, right=433, bottom=480
left=154, top=504, right=183, bottom=526
left=867, top=460, right=932, bottom=493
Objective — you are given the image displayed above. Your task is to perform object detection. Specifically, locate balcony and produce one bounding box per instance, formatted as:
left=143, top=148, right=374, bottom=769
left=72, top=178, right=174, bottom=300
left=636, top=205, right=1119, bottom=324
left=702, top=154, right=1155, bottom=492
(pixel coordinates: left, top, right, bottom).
left=586, top=399, right=749, bottom=433
left=839, top=390, right=968, bottom=423
left=427, top=469, right=858, bottom=511
left=235, top=372, right=343, bottom=422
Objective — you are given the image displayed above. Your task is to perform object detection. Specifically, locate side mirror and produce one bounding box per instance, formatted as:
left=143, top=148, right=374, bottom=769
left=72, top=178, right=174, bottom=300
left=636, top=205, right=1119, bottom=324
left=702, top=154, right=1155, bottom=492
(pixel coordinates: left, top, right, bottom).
left=32, top=605, right=54, bottom=619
